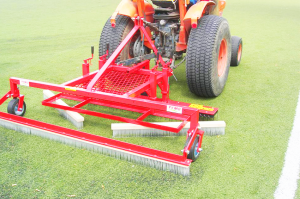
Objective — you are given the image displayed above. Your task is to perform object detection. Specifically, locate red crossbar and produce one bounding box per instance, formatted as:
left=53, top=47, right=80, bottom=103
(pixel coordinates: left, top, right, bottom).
left=42, top=93, right=190, bottom=133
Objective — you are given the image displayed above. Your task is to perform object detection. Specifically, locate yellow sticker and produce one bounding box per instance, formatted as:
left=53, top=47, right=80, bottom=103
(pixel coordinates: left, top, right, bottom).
left=189, top=104, right=214, bottom=112
left=65, top=87, right=77, bottom=92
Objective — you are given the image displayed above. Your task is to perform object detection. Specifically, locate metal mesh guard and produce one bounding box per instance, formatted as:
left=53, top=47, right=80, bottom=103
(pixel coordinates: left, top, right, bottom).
left=75, top=70, right=150, bottom=95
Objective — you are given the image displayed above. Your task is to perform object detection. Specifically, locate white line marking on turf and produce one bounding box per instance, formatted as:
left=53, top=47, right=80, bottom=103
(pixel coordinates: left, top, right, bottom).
left=274, top=91, right=300, bottom=199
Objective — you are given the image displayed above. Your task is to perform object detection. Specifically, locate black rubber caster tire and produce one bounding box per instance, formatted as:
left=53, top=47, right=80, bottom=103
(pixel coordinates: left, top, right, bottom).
left=185, top=136, right=200, bottom=162
left=230, top=36, right=243, bottom=66
left=186, top=15, right=231, bottom=97
left=7, top=98, right=26, bottom=116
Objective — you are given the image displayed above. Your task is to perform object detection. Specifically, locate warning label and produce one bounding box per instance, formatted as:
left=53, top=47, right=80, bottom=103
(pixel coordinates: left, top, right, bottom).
left=167, top=105, right=183, bottom=114
left=189, top=104, right=214, bottom=112
left=20, top=80, right=29, bottom=87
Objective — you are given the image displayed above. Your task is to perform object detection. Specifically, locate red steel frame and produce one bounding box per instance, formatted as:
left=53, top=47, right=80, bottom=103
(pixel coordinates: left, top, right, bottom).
left=0, top=17, right=218, bottom=165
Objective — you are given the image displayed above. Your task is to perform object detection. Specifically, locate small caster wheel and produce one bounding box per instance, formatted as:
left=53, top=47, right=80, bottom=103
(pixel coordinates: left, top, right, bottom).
left=230, top=36, right=243, bottom=66
left=185, top=136, right=201, bottom=162
left=7, top=98, right=26, bottom=116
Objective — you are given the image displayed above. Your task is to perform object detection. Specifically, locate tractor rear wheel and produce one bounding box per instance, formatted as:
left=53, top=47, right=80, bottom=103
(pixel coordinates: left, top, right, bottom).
left=186, top=15, right=231, bottom=97
left=99, top=15, right=149, bottom=63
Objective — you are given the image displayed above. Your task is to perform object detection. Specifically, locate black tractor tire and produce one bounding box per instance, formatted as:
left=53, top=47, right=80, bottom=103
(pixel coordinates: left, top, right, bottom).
left=7, top=98, right=26, bottom=116
left=99, top=15, right=134, bottom=63
left=99, top=15, right=150, bottom=63
left=186, top=15, right=231, bottom=97
left=230, top=36, right=243, bottom=66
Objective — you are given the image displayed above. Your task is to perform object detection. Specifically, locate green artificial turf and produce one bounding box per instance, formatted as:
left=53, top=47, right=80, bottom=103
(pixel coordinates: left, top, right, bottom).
left=1, top=0, right=300, bottom=198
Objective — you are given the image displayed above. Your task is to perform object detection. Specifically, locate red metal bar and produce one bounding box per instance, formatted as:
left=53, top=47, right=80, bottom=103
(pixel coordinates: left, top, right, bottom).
left=42, top=93, right=192, bottom=133
left=79, top=94, right=192, bottom=122
left=44, top=93, right=63, bottom=104
left=73, top=99, right=91, bottom=109
left=99, top=48, right=108, bottom=69
left=149, top=71, right=157, bottom=99
left=0, top=111, right=191, bottom=167
left=177, top=118, right=189, bottom=132
left=82, top=62, right=90, bottom=76
left=161, top=68, right=170, bottom=101
left=70, top=96, right=190, bottom=121
left=41, top=92, right=191, bottom=133
left=10, top=78, right=199, bottom=115
left=126, top=60, right=150, bottom=73
left=10, top=80, right=19, bottom=98
left=0, top=91, right=11, bottom=106
left=17, top=95, right=24, bottom=111
left=137, top=109, right=152, bottom=121
left=125, top=83, right=150, bottom=98
left=86, top=98, right=191, bottom=121
left=168, top=99, right=218, bottom=116
left=60, top=94, right=150, bottom=115
left=106, top=65, right=151, bottom=75
left=42, top=98, right=185, bottom=133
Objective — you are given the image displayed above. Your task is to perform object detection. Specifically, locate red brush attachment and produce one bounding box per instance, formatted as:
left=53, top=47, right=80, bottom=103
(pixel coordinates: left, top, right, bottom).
left=0, top=17, right=220, bottom=175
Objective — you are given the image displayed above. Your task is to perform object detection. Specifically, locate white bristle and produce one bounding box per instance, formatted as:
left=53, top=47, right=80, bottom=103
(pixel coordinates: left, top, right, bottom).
left=0, top=118, right=190, bottom=176
left=112, top=121, right=226, bottom=138
left=113, top=129, right=187, bottom=137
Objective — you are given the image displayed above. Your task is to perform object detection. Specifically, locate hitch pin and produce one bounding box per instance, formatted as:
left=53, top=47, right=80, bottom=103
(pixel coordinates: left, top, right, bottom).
left=181, top=149, right=189, bottom=154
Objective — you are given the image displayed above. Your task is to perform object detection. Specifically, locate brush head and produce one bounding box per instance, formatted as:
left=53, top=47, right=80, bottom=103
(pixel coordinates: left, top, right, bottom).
left=0, top=112, right=191, bottom=176
left=112, top=121, right=226, bottom=138
left=43, top=90, right=84, bottom=129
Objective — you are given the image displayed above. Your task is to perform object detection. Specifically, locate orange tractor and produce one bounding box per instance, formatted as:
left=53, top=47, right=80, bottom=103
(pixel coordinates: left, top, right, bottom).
left=99, top=0, right=243, bottom=98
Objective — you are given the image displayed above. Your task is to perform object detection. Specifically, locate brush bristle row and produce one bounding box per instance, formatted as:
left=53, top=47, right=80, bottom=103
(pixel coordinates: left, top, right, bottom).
left=0, top=119, right=190, bottom=176
left=113, top=127, right=225, bottom=138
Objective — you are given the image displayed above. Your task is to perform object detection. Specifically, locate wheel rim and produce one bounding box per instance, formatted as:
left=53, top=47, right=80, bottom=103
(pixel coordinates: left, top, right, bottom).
left=14, top=104, right=24, bottom=116
left=128, top=34, right=139, bottom=59
left=238, top=43, right=242, bottom=62
left=218, top=39, right=228, bottom=77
